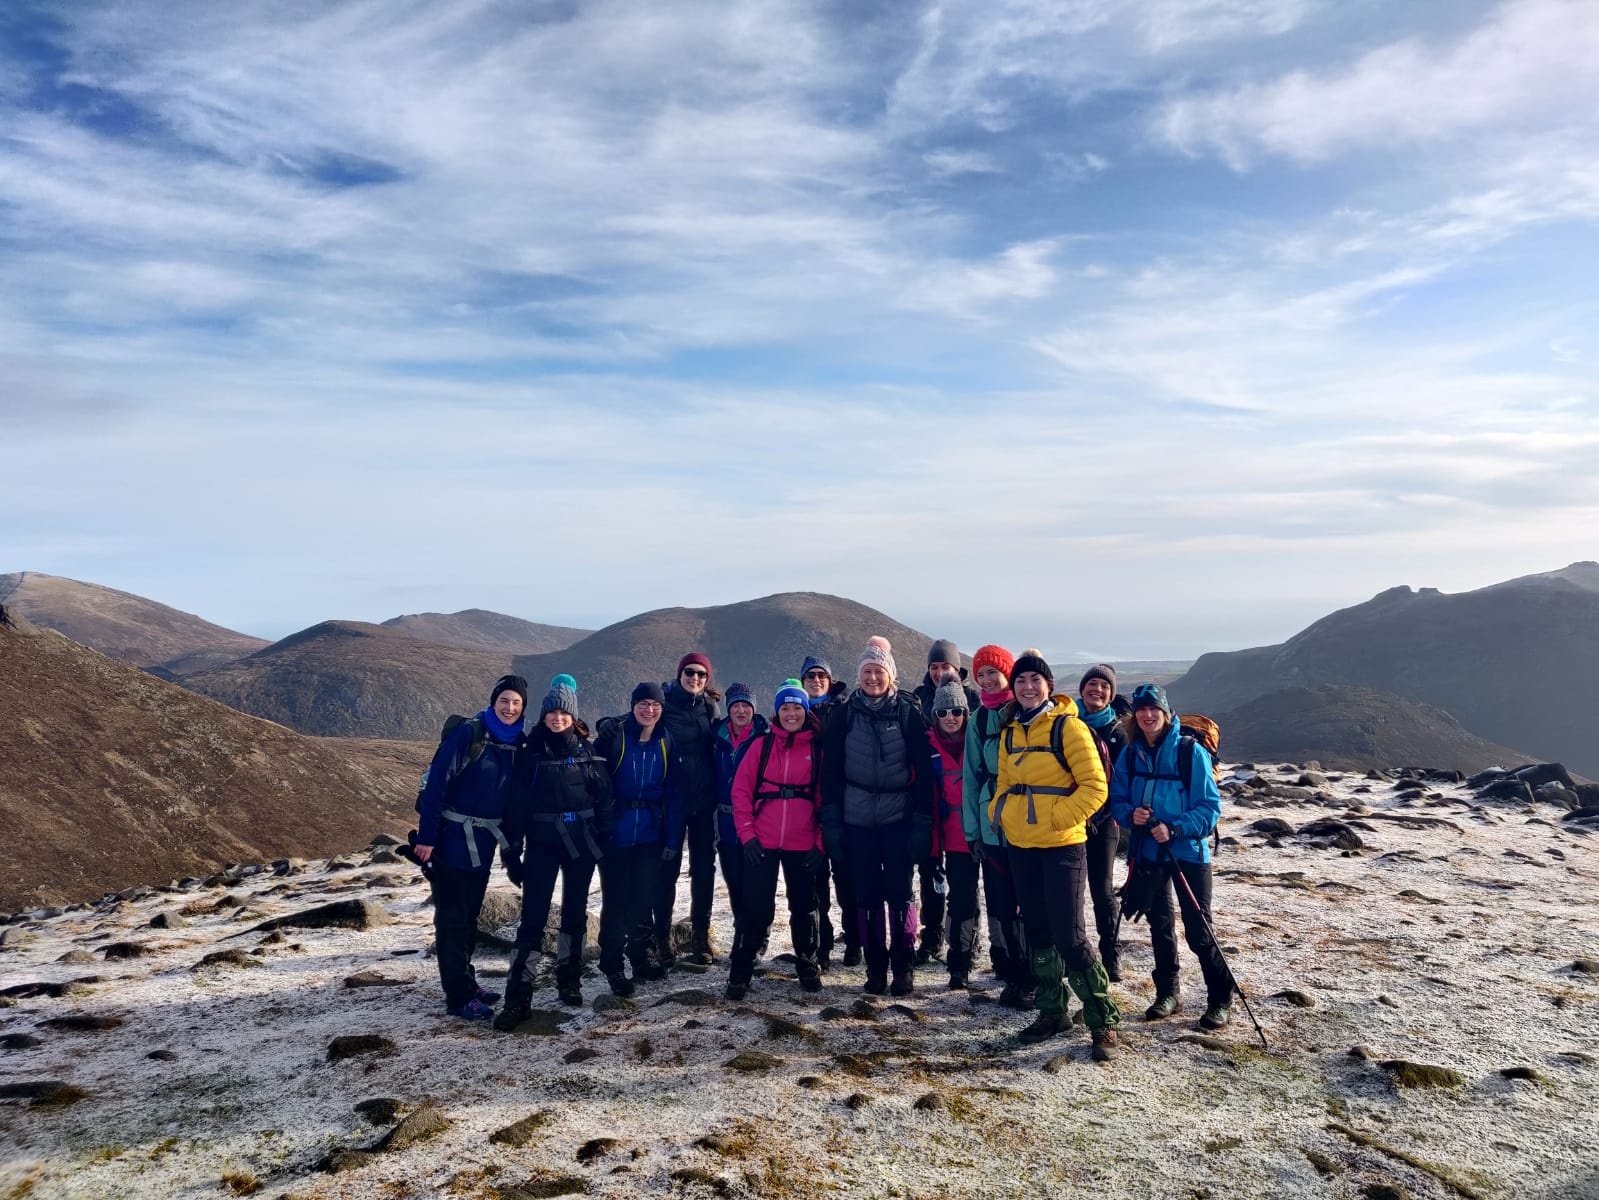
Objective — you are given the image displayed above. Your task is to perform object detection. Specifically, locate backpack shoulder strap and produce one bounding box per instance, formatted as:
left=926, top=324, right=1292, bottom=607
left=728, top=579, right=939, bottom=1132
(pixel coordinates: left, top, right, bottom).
left=462, top=716, right=489, bottom=768
left=1178, top=734, right=1195, bottom=792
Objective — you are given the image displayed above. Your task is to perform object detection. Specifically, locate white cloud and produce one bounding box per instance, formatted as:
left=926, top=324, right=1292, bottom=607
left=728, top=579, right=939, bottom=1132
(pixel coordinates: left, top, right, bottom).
left=1157, top=0, right=1599, bottom=166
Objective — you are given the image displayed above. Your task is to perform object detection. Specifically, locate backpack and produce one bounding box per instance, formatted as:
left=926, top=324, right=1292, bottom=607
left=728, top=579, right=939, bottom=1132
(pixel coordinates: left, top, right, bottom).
left=1176, top=713, right=1222, bottom=786
left=748, top=730, right=819, bottom=816
left=1001, top=709, right=1112, bottom=785
left=414, top=714, right=486, bottom=812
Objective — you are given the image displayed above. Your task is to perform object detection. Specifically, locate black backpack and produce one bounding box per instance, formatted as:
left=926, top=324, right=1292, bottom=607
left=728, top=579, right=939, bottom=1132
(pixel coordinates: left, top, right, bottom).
left=413, top=714, right=487, bottom=812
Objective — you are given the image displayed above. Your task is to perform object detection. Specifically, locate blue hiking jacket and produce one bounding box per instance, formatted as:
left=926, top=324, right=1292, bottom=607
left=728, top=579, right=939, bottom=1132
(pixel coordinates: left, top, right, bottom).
left=597, top=716, right=679, bottom=849
left=417, top=718, right=521, bottom=872
left=713, top=714, right=769, bottom=845
left=1108, top=719, right=1221, bottom=865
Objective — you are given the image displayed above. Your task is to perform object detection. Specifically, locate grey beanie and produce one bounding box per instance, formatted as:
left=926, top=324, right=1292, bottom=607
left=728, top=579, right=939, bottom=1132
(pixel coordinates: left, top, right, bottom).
left=927, top=638, right=961, bottom=668
left=1079, top=663, right=1117, bottom=693
left=857, top=643, right=898, bottom=684
left=541, top=683, right=578, bottom=717
left=931, top=679, right=970, bottom=715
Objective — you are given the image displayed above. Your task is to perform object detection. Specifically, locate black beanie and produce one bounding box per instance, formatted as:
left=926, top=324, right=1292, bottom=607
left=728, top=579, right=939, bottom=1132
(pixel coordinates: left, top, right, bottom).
left=490, top=674, right=530, bottom=708
left=631, top=681, right=666, bottom=707
left=927, top=638, right=961, bottom=667
left=1079, top=663, right=1116, bottom=693
left=1010, top=652, right=1054, bottom=685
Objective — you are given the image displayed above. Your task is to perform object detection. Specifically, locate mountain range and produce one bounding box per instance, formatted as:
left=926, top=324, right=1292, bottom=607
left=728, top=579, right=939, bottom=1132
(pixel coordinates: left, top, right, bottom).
left=0, top=611, right=427, bottom=911
left=1169, top=561, right=1599, bottom=778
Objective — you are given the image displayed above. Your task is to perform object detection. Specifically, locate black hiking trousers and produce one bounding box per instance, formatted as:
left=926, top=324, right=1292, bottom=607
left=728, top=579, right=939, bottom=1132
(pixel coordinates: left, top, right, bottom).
left=1085, top=813, right=1122, bottom=970
left=715, top=812, right=749, bottom=937
left=916, top=855, right=946, bottom=956
left=1008, top=842, right=1097, bottom=975
left=598, top=842, right=660, bottom=976
left=654, top=803, right=717, bottom=946
left=430, top=863, right=492, bottom=1008
left=817, top=851, right=855, bottom=956
left=980, top=849, right=1029, bottom=987
left=730, top=848, right=821, bottom=987
left=1147, top=857, right=1233, bottom=1006
left=942, top=850, right=980, bottom=974
left=844, top=820, right=916, bottom=977
left=507, top=842, right=596, bottom=1002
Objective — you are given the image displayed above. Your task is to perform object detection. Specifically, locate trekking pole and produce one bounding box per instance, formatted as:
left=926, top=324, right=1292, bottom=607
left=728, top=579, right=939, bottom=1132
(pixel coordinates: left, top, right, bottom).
left=1161, top=846, right=1268, bottom=1050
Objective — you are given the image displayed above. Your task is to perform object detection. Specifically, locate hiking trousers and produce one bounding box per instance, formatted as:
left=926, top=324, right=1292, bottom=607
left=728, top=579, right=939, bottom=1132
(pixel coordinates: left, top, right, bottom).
left=599, top=843, right=660, bottom=976
left=817, top=851, right=854, bottom=957
left=980, top=849, right=1029, bottom=987
left=1147, top=858, right=1233, bottom=1006
left=844, top=821, right=916, bottom=976
left=655, top=804, right=717, bottom=946
left=1085, top=814, right=1122, bottom=971
left=916, top=855, right=946, bottom=956
left=1008, top=842, right=1120, bottom=1030
left=507, top=842, right=596, bottom=1003
left=715, top=809, right=749, bottom=937
left=429, top=863, right=492, bottom=1008
left=943, top=850, right=980, bottom=975
left=729, top=848, right=821, bottom=987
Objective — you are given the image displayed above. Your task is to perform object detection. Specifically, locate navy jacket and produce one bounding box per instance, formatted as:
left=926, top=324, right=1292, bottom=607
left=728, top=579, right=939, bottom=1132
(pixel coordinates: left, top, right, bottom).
left=596, top=715, right=680, bottom=850
left=712, top=714, right=769, bottom=842
left=660, top=683, right=720, bottom=815
left=417, top=717, right=521, bottom=872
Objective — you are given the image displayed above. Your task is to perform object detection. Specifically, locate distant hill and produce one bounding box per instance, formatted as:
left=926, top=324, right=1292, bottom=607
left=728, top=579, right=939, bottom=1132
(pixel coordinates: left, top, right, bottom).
left=0, top=613, right=427, bottom=911
left=0, top=571, right=267, bottom=675
left=514, top=592, right=944, bottom=719
left=1216, top=685, right=1529, bottom=773
left=1055, top=659, right=1193, bottom=688
left=1169, top=561, right=1599, bottom=777
left=381, top=608, right=590, bottom=656
left=182, top=621, right=514, bottom=740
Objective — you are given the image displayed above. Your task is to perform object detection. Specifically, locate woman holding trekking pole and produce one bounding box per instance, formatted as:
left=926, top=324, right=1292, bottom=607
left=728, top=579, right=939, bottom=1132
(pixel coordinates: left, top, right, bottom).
left=1108, top=683, right=1232, bottom=1031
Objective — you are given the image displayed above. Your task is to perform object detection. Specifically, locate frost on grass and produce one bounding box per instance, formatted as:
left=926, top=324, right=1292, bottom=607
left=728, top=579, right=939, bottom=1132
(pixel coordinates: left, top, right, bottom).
left=1, top=770, right=1597, bottom=1199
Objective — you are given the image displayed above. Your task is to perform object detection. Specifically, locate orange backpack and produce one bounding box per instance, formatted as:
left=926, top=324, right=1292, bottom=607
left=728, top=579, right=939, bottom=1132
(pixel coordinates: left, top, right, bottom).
left=1177, top=713, right=1222, bottom=786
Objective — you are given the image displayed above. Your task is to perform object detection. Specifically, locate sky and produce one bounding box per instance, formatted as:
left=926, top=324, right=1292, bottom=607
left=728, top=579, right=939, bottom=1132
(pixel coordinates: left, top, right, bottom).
left=2, top=0, right=1596, bottom=660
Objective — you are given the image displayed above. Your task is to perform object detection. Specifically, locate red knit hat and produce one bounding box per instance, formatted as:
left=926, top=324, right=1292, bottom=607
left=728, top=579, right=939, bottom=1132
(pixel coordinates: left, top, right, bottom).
left=677, top=652, right=712, bottom=677
left=971, top=644, right=1015, bottom=680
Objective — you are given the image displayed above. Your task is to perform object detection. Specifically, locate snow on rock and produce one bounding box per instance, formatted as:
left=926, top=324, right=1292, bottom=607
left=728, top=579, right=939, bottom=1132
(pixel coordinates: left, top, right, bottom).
left=1, top=767, right=1597, bottom=1199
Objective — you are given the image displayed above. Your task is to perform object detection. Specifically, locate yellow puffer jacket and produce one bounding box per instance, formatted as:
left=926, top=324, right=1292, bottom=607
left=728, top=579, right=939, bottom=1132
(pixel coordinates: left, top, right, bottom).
left=988, top=695, right=1107, bottom=849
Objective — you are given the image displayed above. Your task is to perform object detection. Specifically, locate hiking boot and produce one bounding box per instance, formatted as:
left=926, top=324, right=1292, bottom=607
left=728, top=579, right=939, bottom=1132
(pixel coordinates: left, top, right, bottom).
left=1102, top=958, right=1122, bottom=984
left=948, top=970, right=969, bottom=991
left=890, top=970, right=914, bottom=998
left=1199, top=1004, right=1231, bottom=1031
left=1091, top=1029, right=1119, bottom=1062
left=913, top=945, right=931, bottom=966
left=558, top=982, right=583, bottom=1007
left=842, top=944, right=863, bottom=968
left=864, top=969, right=888, bottom=996
left=1017, top=1013, right=1067, bottom=1044
left=1145, top=994, right=1181, bottom=1021
left=475, top=986, right=501, bottom=1006
left=633, top=958, right=666, bottom=982
left=799, top=973, right=823, bottom=994
left=448, top=997, right=495, bottom=1023
left=998, top=983, right=1035, bottom=1010
left=686, top=930, right=715, bottom=966
left=725, top=981, right=749, bottom=1001
left=606, top=973, right=635, bottom=998
left=492, top=1001, right=530, bottom=1031
left=817, top=949, right=832, bottom=973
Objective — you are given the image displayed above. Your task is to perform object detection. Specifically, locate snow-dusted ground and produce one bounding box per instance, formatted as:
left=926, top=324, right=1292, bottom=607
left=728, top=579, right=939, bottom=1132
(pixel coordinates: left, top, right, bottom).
left=2, top=764, right=1596, bottom=1200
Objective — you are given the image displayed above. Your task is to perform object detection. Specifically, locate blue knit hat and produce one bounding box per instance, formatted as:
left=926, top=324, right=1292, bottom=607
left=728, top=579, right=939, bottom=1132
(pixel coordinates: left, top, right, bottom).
left=773, top=679, right=809, bottom=714
left=1131, top=683, right=1171, bottom=714
left=725, top=682, right=755, bottom=711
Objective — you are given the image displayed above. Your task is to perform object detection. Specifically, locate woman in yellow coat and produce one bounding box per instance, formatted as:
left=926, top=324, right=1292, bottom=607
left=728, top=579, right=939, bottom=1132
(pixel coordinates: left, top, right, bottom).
left=990, top=651, right=1122, bottom=1057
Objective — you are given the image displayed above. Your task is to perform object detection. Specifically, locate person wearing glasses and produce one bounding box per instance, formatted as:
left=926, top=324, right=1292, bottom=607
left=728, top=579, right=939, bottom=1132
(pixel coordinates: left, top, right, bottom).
left=819, top=639, right=935, bottom=996
left=655, top=653, right=722, bottom=968
left=911, top=640, right=980, bottom=965
left=991, top=652, right=1121, bottom=1058
left=594, top=682, right=677, bottom=995
left=799, top=654, right=856, bottom=968
left=925, top=679, right=979, bottom=990
left=712, top=682, right=767, bottom=952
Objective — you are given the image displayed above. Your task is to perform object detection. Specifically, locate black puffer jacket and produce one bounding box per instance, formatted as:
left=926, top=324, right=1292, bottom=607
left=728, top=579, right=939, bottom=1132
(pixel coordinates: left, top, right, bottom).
left=660, top=683, right=720, bottom=815
left=507, top=724, right=613, bottom=856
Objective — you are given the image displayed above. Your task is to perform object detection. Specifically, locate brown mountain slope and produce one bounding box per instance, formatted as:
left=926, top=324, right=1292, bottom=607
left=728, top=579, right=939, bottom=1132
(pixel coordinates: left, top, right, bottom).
left=182, top=620, right=514, bottom=739
left=514, top=592, right=944, bottom=720
left=0, top=615, right=427, bottom=911
left=0, top=571, right=267, bottom=674
left=1215, top=685, right=1530, bottom=773
left=1169, top=561, right=1599, bottom=777
left=381, top=608, right=590, bottom=656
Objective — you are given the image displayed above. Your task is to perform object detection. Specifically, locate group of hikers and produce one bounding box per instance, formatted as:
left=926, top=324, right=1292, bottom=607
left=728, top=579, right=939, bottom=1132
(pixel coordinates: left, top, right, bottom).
left=409, top=636, right=1234, bottom=1061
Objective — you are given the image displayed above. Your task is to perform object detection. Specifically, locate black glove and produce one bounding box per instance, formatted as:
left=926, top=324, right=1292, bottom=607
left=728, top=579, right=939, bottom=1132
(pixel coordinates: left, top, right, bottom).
left=661, top=844, right=682, bottom=866
left=908, top=819, right=933, bottom=865
left=503, top=851, right=525, bottom=889
left=1117, top=859, right=1161, bottom=924
left=968, top=840, right=985, bottom=867
left=803, top=847, right=826, bottom=874
left=742, top=839, right=766, bottom=868
left=823, top=828, right=847, bottom=871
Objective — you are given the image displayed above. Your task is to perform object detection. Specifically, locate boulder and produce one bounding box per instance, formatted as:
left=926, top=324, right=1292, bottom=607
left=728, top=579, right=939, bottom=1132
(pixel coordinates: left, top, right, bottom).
left=245, top=900, right=390, bottom=935
left=1510, top=763, right=1576, bottom=790
left=1295, top=818, right=1363, bottom=851
left=1249, top=818, right=1295, bottom=837
left=1535, top=783, right=1580, bottom=810
left=1477, top=779, right=1534, bottom=805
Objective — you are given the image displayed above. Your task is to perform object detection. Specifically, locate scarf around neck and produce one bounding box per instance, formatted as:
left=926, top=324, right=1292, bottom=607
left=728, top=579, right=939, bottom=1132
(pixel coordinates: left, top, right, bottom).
left=979, top=688, right=1013, bottom=710
left=1078, top=703, right=1117, bottom=732
left=479, top=707, right=524, bottom=744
